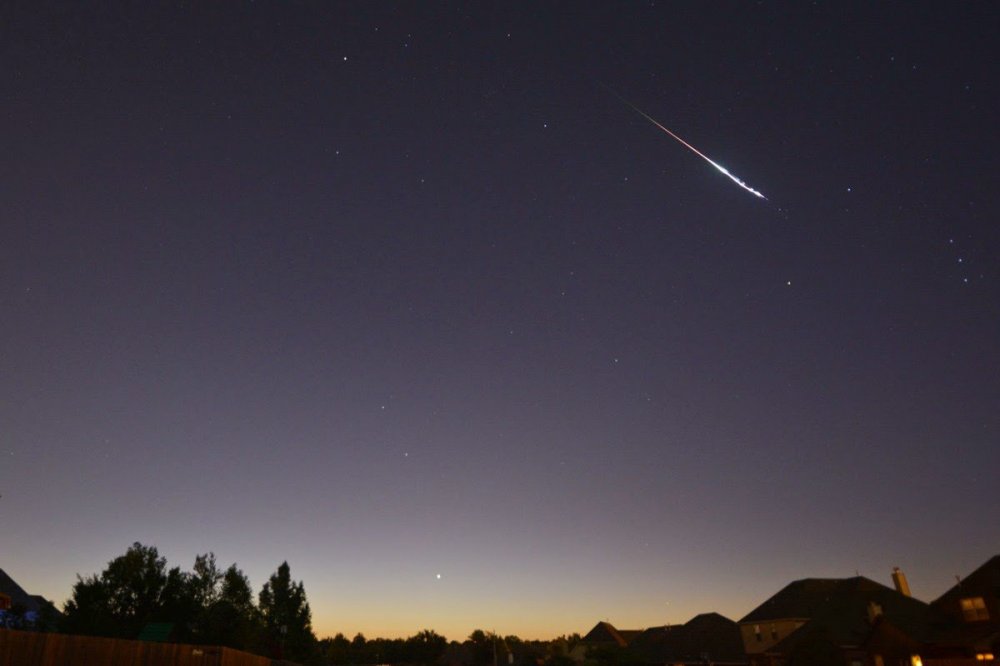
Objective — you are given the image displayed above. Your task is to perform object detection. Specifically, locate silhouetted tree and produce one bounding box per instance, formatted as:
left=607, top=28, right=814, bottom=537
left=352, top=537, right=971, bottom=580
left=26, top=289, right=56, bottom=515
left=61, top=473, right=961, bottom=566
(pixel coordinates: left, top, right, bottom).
left=407, top=629, right=448, bottom=664
left=258, top=561, right=317, bottom=662
left=61, top=543, right=265, bottom=653
left=468, top=629, right=505, bottom=666
left=199, top=564, right=262, bottom=651
left=321, top=632, right=352, bottom=664
left=62, top=542, right=181, bottom=638
left=189, top=553, right=223, bottom=609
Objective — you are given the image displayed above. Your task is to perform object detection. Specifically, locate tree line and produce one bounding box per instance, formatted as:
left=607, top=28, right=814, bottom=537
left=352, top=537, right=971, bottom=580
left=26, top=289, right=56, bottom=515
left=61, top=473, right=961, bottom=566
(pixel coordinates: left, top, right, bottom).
left=60, top=542, right=316, bottom=662
left=43, top=543, right=583, bottom=666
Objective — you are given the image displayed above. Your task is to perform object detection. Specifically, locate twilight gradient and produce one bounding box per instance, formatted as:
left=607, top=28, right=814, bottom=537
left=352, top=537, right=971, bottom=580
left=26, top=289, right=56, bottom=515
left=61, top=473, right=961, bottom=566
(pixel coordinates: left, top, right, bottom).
left=2, top=2, right=998, bottom=640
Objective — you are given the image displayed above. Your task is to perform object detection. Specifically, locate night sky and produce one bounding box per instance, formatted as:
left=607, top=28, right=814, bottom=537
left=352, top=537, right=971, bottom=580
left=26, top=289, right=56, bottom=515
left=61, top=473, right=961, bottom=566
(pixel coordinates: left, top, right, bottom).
left=3, top=1, right=998, bottom=641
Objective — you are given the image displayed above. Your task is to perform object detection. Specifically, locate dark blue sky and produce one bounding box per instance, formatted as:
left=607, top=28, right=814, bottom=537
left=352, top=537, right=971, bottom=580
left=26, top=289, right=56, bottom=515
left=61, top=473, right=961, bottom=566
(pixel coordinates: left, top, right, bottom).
left=2, top=1, right=998, bottom=639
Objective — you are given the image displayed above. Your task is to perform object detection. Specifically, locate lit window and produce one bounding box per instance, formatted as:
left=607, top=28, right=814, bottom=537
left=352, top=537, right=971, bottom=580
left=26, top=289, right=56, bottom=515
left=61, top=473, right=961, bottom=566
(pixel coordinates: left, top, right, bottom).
left=960, top=597, right=990, bottom=622
left=910, top=656, right=923, bottom=666
left=975, top=654, right=995, bottom=661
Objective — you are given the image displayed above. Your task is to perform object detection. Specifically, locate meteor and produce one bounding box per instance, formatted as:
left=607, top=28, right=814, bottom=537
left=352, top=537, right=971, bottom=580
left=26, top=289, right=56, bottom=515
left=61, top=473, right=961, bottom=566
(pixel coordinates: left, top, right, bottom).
left=609, top=89, right=767, bottom=200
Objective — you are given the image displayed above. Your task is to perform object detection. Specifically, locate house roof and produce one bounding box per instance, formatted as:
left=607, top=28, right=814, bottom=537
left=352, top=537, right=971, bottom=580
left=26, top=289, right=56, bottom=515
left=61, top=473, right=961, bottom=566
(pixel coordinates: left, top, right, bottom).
left=740, top=578, right=849, bottom=623
left=580, top=622, right=639, bottom=647
left=630, top=613, right=746, bottom=663
left=928, top=554, right=1000, bottom=650
left=746, top=577, right=930, bottom=655
left=0, top=568, right=58, bottom=615
left=616, top=630, right=643, bottom=644
left=932, top=554, right=1000, bottom=608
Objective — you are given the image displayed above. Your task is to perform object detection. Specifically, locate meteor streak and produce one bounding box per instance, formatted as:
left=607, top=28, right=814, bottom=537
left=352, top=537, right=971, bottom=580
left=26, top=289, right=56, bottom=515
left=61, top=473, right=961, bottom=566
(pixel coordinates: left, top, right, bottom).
left=610, top=90, right=767, bottom=200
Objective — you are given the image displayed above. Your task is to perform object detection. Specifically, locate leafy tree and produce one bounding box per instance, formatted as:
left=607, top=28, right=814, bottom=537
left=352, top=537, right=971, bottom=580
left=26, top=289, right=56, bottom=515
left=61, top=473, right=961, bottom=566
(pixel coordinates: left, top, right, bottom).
left=407, top=629, right=448, bottom=665
left=199, top=564, right=262, bottom=651
left=544, top=635, right=579, bottom=666
left=258, top=561, right=317, bottom=662
left=220, top=564, right=255, bottom=612
left=61, top=543, right=263, bottom=653
left=62, top=542, right=180, bottom=638
left=189, top=553, right=223, bottom=609
left=321, top=632, right=352, bottom=664
left=468, top=629, right=504, bottom=666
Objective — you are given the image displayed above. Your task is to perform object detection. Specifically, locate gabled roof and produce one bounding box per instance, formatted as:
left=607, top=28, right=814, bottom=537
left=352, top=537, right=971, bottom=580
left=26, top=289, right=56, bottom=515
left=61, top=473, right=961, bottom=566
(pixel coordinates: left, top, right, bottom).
left=580, top=621, right=639, bottom=647
left=740, top=578, right=848, bottom=623
left=928, top=554, right=1000, bottom=650
left=745, top=576, right=930, bottom=655
left=616, top=630, right=643, bottom=644
left=0, top=568, right=57, bottom=615
left=932, top=555, right=1000, bottom=608
left=630, top=624, right=681, bottom=649
left=630, top=613, right=746, bottom=663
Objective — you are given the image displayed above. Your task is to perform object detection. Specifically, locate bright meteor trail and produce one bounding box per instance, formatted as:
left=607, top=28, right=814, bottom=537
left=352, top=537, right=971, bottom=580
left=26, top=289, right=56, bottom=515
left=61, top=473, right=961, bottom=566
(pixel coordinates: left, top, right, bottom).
left=610, top=90, right=768, bottom=200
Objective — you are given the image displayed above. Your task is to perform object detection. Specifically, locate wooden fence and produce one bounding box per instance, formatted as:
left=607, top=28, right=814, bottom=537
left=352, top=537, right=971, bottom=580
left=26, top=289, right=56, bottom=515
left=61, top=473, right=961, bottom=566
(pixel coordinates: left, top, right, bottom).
left=0, top=628, right=292, bottom=666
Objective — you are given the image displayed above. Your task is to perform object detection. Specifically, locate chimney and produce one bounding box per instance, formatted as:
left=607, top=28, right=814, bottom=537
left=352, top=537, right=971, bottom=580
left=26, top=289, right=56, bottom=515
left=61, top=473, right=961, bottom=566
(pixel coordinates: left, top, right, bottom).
left=892, top=567, right=912, bottom=597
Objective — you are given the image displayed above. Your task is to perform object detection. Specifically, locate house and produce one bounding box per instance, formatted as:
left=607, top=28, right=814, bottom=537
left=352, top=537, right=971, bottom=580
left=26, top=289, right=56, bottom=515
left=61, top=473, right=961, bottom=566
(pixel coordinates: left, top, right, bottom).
left=738, top=572, right=930, bottom=666
left=569, top=621, right=643, bottom=661
left=926, top=554, right=1000, bottom=661
left=629, top=612, right=747, bottom=665
left=0, top=567, right=62, bottom=630
left=571, top=615, right=745, bottom=666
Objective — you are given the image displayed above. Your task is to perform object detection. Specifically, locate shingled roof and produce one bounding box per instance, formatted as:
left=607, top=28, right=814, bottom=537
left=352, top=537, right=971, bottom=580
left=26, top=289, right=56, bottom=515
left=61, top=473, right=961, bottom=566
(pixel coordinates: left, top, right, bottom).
left=928, top=554, right=1000, bottom=651
left=0, top=568, right=54, bottom=615
left=932, top=555, right=1000, bottom=609
left=743, top=576, right=930, bottom=656
left=631, top=613, right=746, bottom=664
left=580, top=621, right=638, bottom=647
left=0, top=567, right=61, bottom=626
left=740, top=578, right=847, bottom=623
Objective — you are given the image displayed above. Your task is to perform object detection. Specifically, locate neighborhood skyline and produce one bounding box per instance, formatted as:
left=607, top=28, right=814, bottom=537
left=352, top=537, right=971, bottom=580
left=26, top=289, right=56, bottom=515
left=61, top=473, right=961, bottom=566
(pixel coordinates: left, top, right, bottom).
left=3, top=0, right=997, bottom=648
left=6, top=547, right=998, bottom=641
